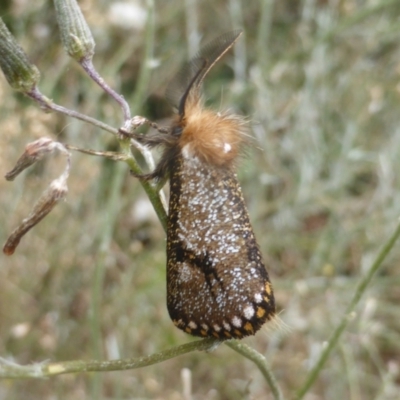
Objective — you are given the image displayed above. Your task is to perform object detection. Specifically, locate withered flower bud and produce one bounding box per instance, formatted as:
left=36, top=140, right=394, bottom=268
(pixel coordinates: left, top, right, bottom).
left=3, top=172, right=69, bottom=256
left=5, top=138, right=57, bottom=181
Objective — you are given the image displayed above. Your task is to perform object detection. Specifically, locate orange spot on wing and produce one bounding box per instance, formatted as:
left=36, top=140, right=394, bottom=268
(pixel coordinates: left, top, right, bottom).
left=244, top=322, right=254, bottom=333
left=257, top=307, right=266, bottom=318
left=265, top=282, right=272, bottom=296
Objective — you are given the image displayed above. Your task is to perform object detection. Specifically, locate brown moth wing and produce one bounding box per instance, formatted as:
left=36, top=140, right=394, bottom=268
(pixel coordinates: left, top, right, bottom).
left=167, top=153, right=275, bottom=339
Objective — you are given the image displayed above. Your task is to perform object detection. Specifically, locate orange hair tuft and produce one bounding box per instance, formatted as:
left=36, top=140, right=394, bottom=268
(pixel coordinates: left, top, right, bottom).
left=178, top=94, right=247, bottom=167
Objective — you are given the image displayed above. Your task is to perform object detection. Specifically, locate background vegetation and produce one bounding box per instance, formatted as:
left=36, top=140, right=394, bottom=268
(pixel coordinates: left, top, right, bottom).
left=1, top=0, right=400, bottom=399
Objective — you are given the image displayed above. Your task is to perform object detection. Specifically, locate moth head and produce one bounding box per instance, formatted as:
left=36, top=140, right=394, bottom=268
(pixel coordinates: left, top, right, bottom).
left=163, top=31, right=247, bottom=167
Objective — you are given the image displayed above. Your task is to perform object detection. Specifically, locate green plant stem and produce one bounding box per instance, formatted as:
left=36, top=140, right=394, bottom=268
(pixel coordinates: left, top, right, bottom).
left=0, top=338, right=220, bottom=378
left=119, top=140, right=168, bottom=230
left=226, top=341, right=283, bottom=400
left=296, top=219, right=400, bottom=399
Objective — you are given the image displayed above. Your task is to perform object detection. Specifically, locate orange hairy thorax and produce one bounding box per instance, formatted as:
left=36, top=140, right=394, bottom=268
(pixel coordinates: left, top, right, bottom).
left=178, top=95, right=247, bottom=167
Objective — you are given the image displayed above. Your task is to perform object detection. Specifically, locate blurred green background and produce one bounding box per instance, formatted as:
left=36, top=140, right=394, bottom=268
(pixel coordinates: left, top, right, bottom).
left=1, top=0, right=400, bottom=399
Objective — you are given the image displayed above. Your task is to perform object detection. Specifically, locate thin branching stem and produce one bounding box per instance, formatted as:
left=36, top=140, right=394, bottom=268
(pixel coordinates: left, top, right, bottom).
left=64, top=144, right=129, bottom=161
left=25, top=85, right=168, bottom=227
left=226, top=341, right=283, bottom=400
left=296, top=219, right=400, bottom=399
left=27, top=86, right=118, bottom=136
left=0, top=338, right=220, bottom=379
left=80, top=57, right=131, bottom=121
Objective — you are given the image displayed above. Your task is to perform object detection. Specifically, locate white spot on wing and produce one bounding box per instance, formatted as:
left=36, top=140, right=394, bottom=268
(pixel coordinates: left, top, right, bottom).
left=188, top=321, right=197, bottom=329
left=223, top=321, right=231, bottom=331
left=232, top=316, right=242, bottom=328
left=243, top=305, right=255, bottom=319
left=254, top=293, right=263, bottom=303
left=213, top=324, right=221, bottom=332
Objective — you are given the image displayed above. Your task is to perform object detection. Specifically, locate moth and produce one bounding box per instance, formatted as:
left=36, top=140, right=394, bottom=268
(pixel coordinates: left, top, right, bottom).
left=124, top=30, right=275, bottom=339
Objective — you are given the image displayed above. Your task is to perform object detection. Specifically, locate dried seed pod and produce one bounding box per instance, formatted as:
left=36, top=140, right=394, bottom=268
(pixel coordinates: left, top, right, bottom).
left=5, top=138, right=56, bottom=181
left=3, top=173, right=68, bottom=255
left=3, top=141, right=70, bottom=255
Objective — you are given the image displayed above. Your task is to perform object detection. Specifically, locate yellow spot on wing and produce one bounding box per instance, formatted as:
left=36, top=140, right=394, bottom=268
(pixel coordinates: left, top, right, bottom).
left=265, top=282, right=272, bottom=296
left=244, top=322, right=254, bottom=333
left=257, top=306, right=266, bottom=318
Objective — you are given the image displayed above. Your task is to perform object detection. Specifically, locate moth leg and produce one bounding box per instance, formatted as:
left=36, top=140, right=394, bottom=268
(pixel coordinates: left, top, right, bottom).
left=130, top=169, right=160, bottom=181
left=119, top=116, right=170, bottom=143
left=119, top=128, right=178, bottom=149
left=119, top=128, right=153, bottom=145
left=130, top=160, right=169, bottom=183
left=120, top=118, right=179, bottom=183
left=122, top=116, right=170, bottom=133
left=142, top=119, right=170, bottom=134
